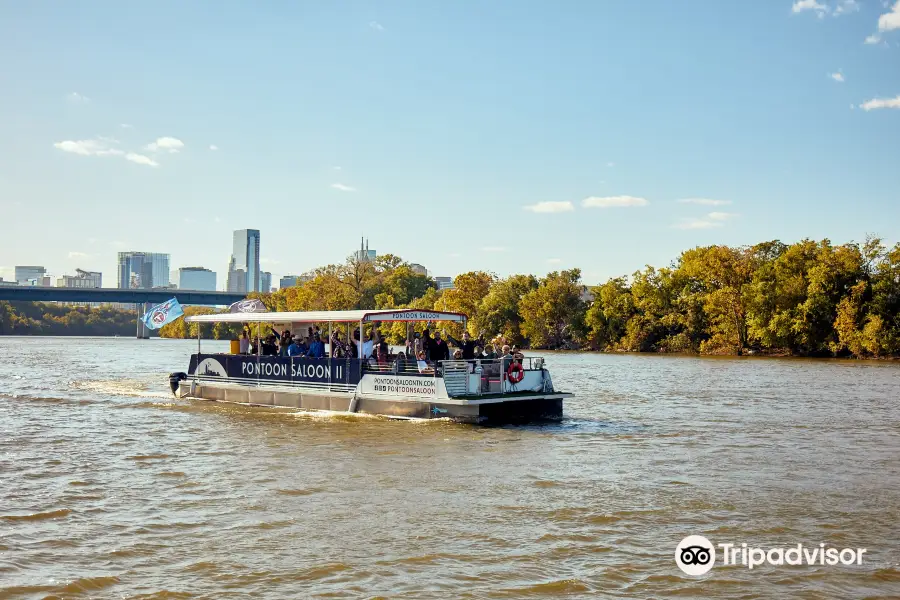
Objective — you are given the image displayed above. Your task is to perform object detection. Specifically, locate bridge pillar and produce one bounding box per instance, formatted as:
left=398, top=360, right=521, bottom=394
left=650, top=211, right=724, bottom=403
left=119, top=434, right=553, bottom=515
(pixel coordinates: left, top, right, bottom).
left=136, top=302, right=150, bottom=339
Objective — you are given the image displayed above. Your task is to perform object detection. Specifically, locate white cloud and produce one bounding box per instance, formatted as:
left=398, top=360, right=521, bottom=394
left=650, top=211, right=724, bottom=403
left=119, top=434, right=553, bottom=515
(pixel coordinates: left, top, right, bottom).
left=864, top=33, right=883, bottom=44
left=125, top=152, right=159, bottom=167
left=68, top=251, right=89, bottom=259
left=369, top=21, right=384, bottom=31
left=120, top=123, right=133, bottom=129
left=793, top=0, right=829, bottom=15
left=546, top=258, right=563, bottom=264
left=606, top=161, right=615, bottom=167
left=878, top=0, right=900, bottom=30
left=859, top=95, right=900, bottom=110
left=834, top=0, right=860, bottom=15
left=447, top=252, right=462, bottom=258
left=830, top=71, right=845, bottom=82
left=582, top=195, right=649, bottom=208
left=523, top=201, right=574, bottom=213
left=674, top=212, right=739, bottom=230
left=209, top=144, right=219, bottom=151
left=260, top=258, right=281, bottom=266
left=67, top=92, right=90, bottom=103
left=145, top=136, right=184, bottom=153
left=332, top=166, right=342, bottom=171
left=482, top=246, right=507, bottom=252
left=330, top=183, right=356, bottom=192
left=53, top=139, right=123, bottom=156
left=677, top=198, right=732, bottom=206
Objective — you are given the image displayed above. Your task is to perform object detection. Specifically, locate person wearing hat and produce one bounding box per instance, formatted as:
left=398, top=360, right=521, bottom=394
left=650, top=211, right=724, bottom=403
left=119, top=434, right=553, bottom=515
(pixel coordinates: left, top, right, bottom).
left=307, top=332, right=326, bottom=358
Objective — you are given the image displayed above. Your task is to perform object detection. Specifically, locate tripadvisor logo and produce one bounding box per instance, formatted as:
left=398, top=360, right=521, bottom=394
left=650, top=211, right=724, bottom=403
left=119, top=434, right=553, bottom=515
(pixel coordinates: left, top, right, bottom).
left=675, top=535, right=867, bottom=575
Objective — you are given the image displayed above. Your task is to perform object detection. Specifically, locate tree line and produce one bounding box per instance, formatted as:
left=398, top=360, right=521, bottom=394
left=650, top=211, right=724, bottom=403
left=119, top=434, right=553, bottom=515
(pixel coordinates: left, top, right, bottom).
left=160, top=237, right=900, bottom=358
left=6, top=237, right=898, bottom=358
left=0, top=301, right=136, bottom=336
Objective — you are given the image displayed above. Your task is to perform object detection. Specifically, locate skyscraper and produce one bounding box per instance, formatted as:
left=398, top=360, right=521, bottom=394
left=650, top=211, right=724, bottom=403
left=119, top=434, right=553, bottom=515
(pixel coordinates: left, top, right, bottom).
left=227, top=229, right=260, bottom=293
left=355, top=237, right=376, bottom=262
left=260, top=271, right=272, bottom=293
left=117, top=252, right=170, bottom=289
left=178, top=267, right=217, bottom=291
left=15, top=266, right=47, bottom=285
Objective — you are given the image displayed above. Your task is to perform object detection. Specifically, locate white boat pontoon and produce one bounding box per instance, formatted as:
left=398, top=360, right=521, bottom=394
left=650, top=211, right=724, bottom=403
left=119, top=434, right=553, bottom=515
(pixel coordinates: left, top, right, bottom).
left=169, top=309, right=571, bottom=424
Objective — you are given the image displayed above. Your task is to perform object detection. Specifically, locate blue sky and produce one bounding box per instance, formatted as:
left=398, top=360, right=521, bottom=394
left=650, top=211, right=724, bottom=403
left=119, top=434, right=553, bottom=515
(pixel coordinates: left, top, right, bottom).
left=1, top=0, right=898, bottom=289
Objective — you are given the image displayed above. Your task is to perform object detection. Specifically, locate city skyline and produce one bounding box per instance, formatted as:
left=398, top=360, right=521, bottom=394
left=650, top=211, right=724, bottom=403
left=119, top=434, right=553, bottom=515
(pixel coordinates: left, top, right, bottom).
left=1, top=2, right=898, bottom=287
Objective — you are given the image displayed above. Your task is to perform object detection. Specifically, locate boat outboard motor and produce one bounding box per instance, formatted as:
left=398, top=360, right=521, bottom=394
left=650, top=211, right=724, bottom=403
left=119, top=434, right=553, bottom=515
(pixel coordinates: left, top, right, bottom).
left=169, top=372, right=187, bottom=396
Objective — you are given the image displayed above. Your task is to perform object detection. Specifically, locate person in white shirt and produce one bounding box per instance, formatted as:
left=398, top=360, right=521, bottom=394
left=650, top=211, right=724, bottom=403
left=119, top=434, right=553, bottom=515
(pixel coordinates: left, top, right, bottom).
left=239, top=331, right=250, bottom=354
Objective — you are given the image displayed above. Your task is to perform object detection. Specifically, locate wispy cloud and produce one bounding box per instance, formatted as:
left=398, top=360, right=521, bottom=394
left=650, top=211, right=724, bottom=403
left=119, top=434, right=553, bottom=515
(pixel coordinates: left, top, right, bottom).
left=859, top=95, right=900, bottom=110
left=369, top=21, right=384, bottom=31
left=834, top=0, right=860, bottom=15
left=68, top=251, right=89, bottom=259
left=54, top=139, right=123, bottom=157
left=677, top=198, right=732, bottom=206
left=260, top=258, right=281, bottom=266
left=125, top=152, right=159, bottom=167
left=878, top=0, right=900, bottom=31
left=830, top=70, right=845, bottom=82
left=482, top=246, right=507, bottom=252
left=864, top=33, right=883, bottom=44
left=331, top=183, right=356, bottom=192
left=582, top=195, right=649, bottom=208
left=523, top=201, right=574, bottom=213
left=145, top=137, right=184, bottom=153
left=606, top=161, right=615, bottom=168
left=209, top=144, right=219, bottom=151
left=447, top=252, right=462, bottom=258
left=67, top=92, right=90, bottom=103
left=332, top=166, right=342, bottom=171
left=546, top=258, right=563, bottom=264
left=120, top=123, right=133, bottom=129
left=792, top=0, right=829, bottom=16
left=674, top=212, right=739, bottom=230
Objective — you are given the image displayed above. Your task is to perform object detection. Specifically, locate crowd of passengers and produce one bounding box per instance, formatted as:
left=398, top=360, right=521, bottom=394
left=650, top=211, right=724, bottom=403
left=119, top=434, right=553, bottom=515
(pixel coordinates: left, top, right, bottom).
left=236, top=325, right=525, bottom=368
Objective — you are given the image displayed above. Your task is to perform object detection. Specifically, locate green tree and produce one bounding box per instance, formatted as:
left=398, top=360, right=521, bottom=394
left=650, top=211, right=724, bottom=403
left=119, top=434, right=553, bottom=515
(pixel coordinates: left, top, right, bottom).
left=519, top=269, right=586, bottom=349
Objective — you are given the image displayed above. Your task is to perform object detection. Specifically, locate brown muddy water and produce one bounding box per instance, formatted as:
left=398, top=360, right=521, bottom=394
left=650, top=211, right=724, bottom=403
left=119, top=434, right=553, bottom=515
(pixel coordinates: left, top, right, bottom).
left=0, top=337, right=898, bottom=599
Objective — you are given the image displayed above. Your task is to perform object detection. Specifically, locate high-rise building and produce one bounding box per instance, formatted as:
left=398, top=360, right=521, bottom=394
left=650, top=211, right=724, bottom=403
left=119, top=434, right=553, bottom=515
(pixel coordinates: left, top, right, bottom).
left=260, top=271, right=272, bottom=293
left=227, top=229, right=260, bottom=293
left=435, top=276, right=455, bottom=290
left=15, top=266, right=47, bottom=285
left=280, top=275, right=300, bottom=288
left=57, top=269, right=102, bottom=289
left=355, top=237, right=376, bottom=262
left=117, top=252, right=170, bottom=289
left=178, top=267, right=216, bottom=291
left=409, top=263, right=428, bottom=276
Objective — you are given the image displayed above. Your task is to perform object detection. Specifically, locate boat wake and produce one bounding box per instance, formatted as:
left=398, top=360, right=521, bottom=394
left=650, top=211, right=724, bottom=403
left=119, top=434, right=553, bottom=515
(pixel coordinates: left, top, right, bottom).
left=70, top=379, right=171, bottom=399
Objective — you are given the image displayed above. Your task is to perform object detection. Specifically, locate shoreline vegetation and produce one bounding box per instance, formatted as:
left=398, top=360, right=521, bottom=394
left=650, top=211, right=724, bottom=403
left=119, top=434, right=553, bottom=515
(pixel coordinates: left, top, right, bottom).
left=2, top=237, right=898, bottom=359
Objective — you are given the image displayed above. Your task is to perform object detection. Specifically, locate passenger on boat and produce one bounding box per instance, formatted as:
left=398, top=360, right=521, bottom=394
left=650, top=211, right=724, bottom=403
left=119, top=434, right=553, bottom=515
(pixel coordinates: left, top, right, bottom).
left=361, top=332, right=375, bottom=360
left=446, top=330, right=486, bottom=359
left=429, top=331, right=450, bottom=362
left=239, top=331, right=250, bottom=355
left=262, top=335, right=278, bottom=356
left=473, top=345, right=484, bottom=359
left=287, top=336, right=308, bottom=357
left=416, top=350, right=434, bottom=374
left=376, top=332, right=389, bottom=365
left=420, top=328, right=433, bottom=357
left=500, top=345, right=513, bottom=371
left=307, top=333, right=326, bottom=358
left=452, top=349, right=463, bottom=359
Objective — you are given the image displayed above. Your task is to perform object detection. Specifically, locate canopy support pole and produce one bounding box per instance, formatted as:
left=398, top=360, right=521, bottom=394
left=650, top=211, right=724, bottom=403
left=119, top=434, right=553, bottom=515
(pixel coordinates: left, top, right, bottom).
left=348, top=318, right=364, bottom=413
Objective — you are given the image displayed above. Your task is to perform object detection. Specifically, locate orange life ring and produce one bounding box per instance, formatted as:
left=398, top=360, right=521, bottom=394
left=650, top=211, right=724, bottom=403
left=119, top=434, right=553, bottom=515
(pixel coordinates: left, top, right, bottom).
left=506, top=361, right=524, bottom=383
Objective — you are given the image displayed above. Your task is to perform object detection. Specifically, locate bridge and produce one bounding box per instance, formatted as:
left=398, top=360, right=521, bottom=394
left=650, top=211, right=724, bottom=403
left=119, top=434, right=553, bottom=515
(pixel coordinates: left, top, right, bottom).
left=0, top=287, right=248, bottom=338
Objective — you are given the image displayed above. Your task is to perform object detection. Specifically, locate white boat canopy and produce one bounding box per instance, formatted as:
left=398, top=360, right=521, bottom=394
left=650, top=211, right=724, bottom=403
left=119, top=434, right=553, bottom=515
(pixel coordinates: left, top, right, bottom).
left=184, top=308, right=467, bottom=324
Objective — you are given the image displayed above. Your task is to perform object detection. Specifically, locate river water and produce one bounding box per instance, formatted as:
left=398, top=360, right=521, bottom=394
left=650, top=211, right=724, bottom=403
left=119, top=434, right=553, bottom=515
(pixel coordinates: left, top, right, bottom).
left=0, top=337, right=898, bottom=599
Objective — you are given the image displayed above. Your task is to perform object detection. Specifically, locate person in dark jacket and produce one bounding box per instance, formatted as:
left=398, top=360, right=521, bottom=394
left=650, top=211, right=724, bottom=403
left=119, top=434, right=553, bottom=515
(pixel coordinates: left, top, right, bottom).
left=429, top=331, right=450, bottom=362
left=307, top=333, right=326, bottom=358
left=446, top=330, right=485, bottom=360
